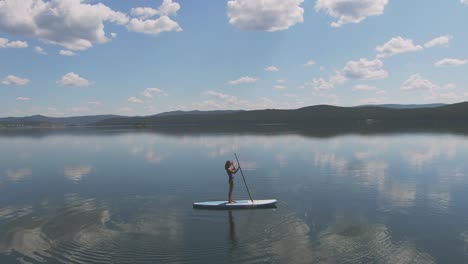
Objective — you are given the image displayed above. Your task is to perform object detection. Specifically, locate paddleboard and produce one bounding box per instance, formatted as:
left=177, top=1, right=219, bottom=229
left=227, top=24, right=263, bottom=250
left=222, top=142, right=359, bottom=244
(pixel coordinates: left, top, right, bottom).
left=193, top=199, right=277, bottom=209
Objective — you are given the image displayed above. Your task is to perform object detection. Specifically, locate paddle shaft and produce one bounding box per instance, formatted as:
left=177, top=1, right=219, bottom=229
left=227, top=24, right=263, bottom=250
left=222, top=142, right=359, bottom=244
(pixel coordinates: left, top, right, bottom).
left=234, top=153, right=254, bottom=202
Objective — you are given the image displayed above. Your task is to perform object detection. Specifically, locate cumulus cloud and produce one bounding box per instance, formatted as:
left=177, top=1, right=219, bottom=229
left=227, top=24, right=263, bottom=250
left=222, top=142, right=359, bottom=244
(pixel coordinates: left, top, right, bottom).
left=306, top=58, right=385, bottom=92
left=229, top=76, right=258, bottom=85
left=310, top=78, right=335, bottom=91
left=401, top=74, right=438, bottom=91
left=308, top=71, right=346, bottom=91
left=128, top=97, right=144, bottom=104
left=131, top=7, right=160, bottom=19
left=128, top=0, right=182, bottom=35
left=57, top=72, right=91, bottom=87
left=265, top=66, right=279, bottom=72
left=315, top=0, right=388, bottom=27
left=0, top=37, right=28, bottom=48
left=353, top=84, right=377, bottom=91
left=59, top=50, right=76, bottom=56
left=127, top=16, right=182, bottom=35
left=34, top=46, right=47, bottom=55
left=424, top=35, right=452, bottom=48
left=131, top=0, right=180, bottom=18
left=343, top=58, right=388, bottom=80
left=2, top=75, right=30, bottom=86
left=16, top=97, right=31, bottom=101
left=434, top=58, right=467, bottom=67
left=401, top=74, right=463, bottom=102
left=142, top=88, right=165, bottom=98
left=304, top=60, right=316, bottom=66
left=205, top=90, right=242, bottom=105
left=0, top=0, right=129, bottom=50
left=227, top=0, right=304, bottom=32
left=376, top=37, right=423, bottom=58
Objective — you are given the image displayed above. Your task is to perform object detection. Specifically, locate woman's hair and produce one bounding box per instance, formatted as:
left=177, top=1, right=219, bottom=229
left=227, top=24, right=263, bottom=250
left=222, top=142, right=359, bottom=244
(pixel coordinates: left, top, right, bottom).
left=225, top=160, right=232, bottom=170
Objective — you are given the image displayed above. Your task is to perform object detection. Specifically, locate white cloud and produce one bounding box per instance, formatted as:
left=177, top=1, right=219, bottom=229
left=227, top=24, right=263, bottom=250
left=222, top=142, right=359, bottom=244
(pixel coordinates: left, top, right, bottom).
left=376, top=37, right=423, bottom=58
left=343, top=58, right=388, bottom=80
left=274, top=85, right=287, bottom=90
left=110, top=32, right=117, bottom=38
left=265, top=66, right=279, bottom=72
left=128, top=96, right=144, bottom=104
left=158, top=0, right=181, bottom=16
left=128, top=0, right=182, bottom=35
left=131, top=7, right=160, bottom=19
left=424, top=35, right=452, bottom=48
left=59, top=50, right=76, bottom=56
left=304, top=60, right=316, bottom=66
left=131, top=0, right=180, bottom=18
left=2, top=75, right=30, bottom=86
left=401, top=74, right=437, bottom=91
left=434, top=58, right=467, bottom=67
left=142, top=88, right=165, bottom=98
left=462, top=0, right=468, bottom=5
left=16, top=97, right=31, bottom=101
left=227, top=0, right=304, bottom=32
left=0, top=0, right=129, bottom=50
left=0, top=37, right=28, bottom=48
left=442, top=83, right=457, bottom=90
left=205, top=90, right=242, bottom=105
left=229, top=76, right=259, bottom=85
left=401, top=74, right=463, bottom=102
left=308, top=71, right=346, bottom=91
left=34, top=46, right=47, bottom=55
left=277, top=79, right=286, bottom=84
left=315, top=0, right=388, bottom=27
left=57, top=72, right=91, bottom=87
left=310, top=78, right=334, bottom=91
left=127, top=16, right=182, bottom=35
left=353, top=84, right=377, bottom=91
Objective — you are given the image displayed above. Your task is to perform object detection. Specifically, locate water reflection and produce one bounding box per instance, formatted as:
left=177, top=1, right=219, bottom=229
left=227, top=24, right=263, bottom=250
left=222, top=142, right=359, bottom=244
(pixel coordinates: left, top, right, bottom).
left=64, top=165, right=94, bottom=182
left=4, top=168, right=32, bottom=182
left=228, top=211, right=237, bottom=249
left=1, top=129, right=468, bottom=263
left=315, top=216, right=435, bottom=263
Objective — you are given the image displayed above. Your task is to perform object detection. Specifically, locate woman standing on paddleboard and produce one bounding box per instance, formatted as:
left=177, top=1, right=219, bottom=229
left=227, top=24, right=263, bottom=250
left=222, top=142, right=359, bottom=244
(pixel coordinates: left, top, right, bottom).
left=225, top=160, right=239, bottom=203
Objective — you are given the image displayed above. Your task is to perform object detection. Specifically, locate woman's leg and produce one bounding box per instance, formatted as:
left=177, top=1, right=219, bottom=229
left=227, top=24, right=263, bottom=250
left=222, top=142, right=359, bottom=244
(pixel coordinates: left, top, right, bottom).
left=228, top=180, right=234, bottom=203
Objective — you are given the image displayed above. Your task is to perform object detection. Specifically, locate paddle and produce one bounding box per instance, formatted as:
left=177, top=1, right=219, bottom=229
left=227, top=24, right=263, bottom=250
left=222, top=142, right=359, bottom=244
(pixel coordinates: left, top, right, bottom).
left=234, top=153, right=254, bottom=203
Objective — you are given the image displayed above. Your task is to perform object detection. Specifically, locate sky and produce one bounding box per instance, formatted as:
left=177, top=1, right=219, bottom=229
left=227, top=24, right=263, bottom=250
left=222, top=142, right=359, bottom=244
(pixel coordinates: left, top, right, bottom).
left=0, top=0, right=468, bottom=117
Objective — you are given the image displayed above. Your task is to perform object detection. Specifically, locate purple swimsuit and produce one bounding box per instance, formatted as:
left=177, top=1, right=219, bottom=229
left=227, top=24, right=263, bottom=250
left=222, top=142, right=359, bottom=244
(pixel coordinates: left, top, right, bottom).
left=227, top=169, right=234, bottom=183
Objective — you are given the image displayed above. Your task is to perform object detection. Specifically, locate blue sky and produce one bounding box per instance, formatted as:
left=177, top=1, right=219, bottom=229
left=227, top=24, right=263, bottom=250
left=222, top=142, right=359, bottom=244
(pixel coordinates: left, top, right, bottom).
left=1, top=0, right=468, bottom=117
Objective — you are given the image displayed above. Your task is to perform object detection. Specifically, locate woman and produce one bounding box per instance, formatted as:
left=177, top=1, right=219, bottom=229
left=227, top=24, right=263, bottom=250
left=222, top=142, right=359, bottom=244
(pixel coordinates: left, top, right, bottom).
left=225, top=160, right=240, bottom=203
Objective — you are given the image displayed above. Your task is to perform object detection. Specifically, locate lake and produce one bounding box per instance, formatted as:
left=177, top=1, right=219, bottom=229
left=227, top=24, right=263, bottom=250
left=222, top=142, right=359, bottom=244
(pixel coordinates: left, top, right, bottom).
left=1, top=127, right=468, bottom=263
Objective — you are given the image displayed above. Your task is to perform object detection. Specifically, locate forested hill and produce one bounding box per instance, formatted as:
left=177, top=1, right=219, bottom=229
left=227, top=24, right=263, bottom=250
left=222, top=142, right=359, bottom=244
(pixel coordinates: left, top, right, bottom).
left=93, top=102, right=468, bottom=126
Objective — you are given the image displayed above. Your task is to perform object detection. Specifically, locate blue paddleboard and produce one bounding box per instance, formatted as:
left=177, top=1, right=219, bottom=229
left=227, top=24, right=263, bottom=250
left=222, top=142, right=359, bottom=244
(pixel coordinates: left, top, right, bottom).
left=193, top=199, right=277, bottom=209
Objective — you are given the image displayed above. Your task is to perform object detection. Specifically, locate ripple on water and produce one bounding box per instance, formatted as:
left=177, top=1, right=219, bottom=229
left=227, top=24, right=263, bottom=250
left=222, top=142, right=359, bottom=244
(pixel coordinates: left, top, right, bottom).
left=315, top=217, right=435, bottom=264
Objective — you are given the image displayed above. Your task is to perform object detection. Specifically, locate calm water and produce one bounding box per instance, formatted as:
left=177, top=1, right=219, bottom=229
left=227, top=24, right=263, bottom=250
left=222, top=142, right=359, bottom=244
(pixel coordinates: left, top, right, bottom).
left=1, top=128, right=468, bottom=263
